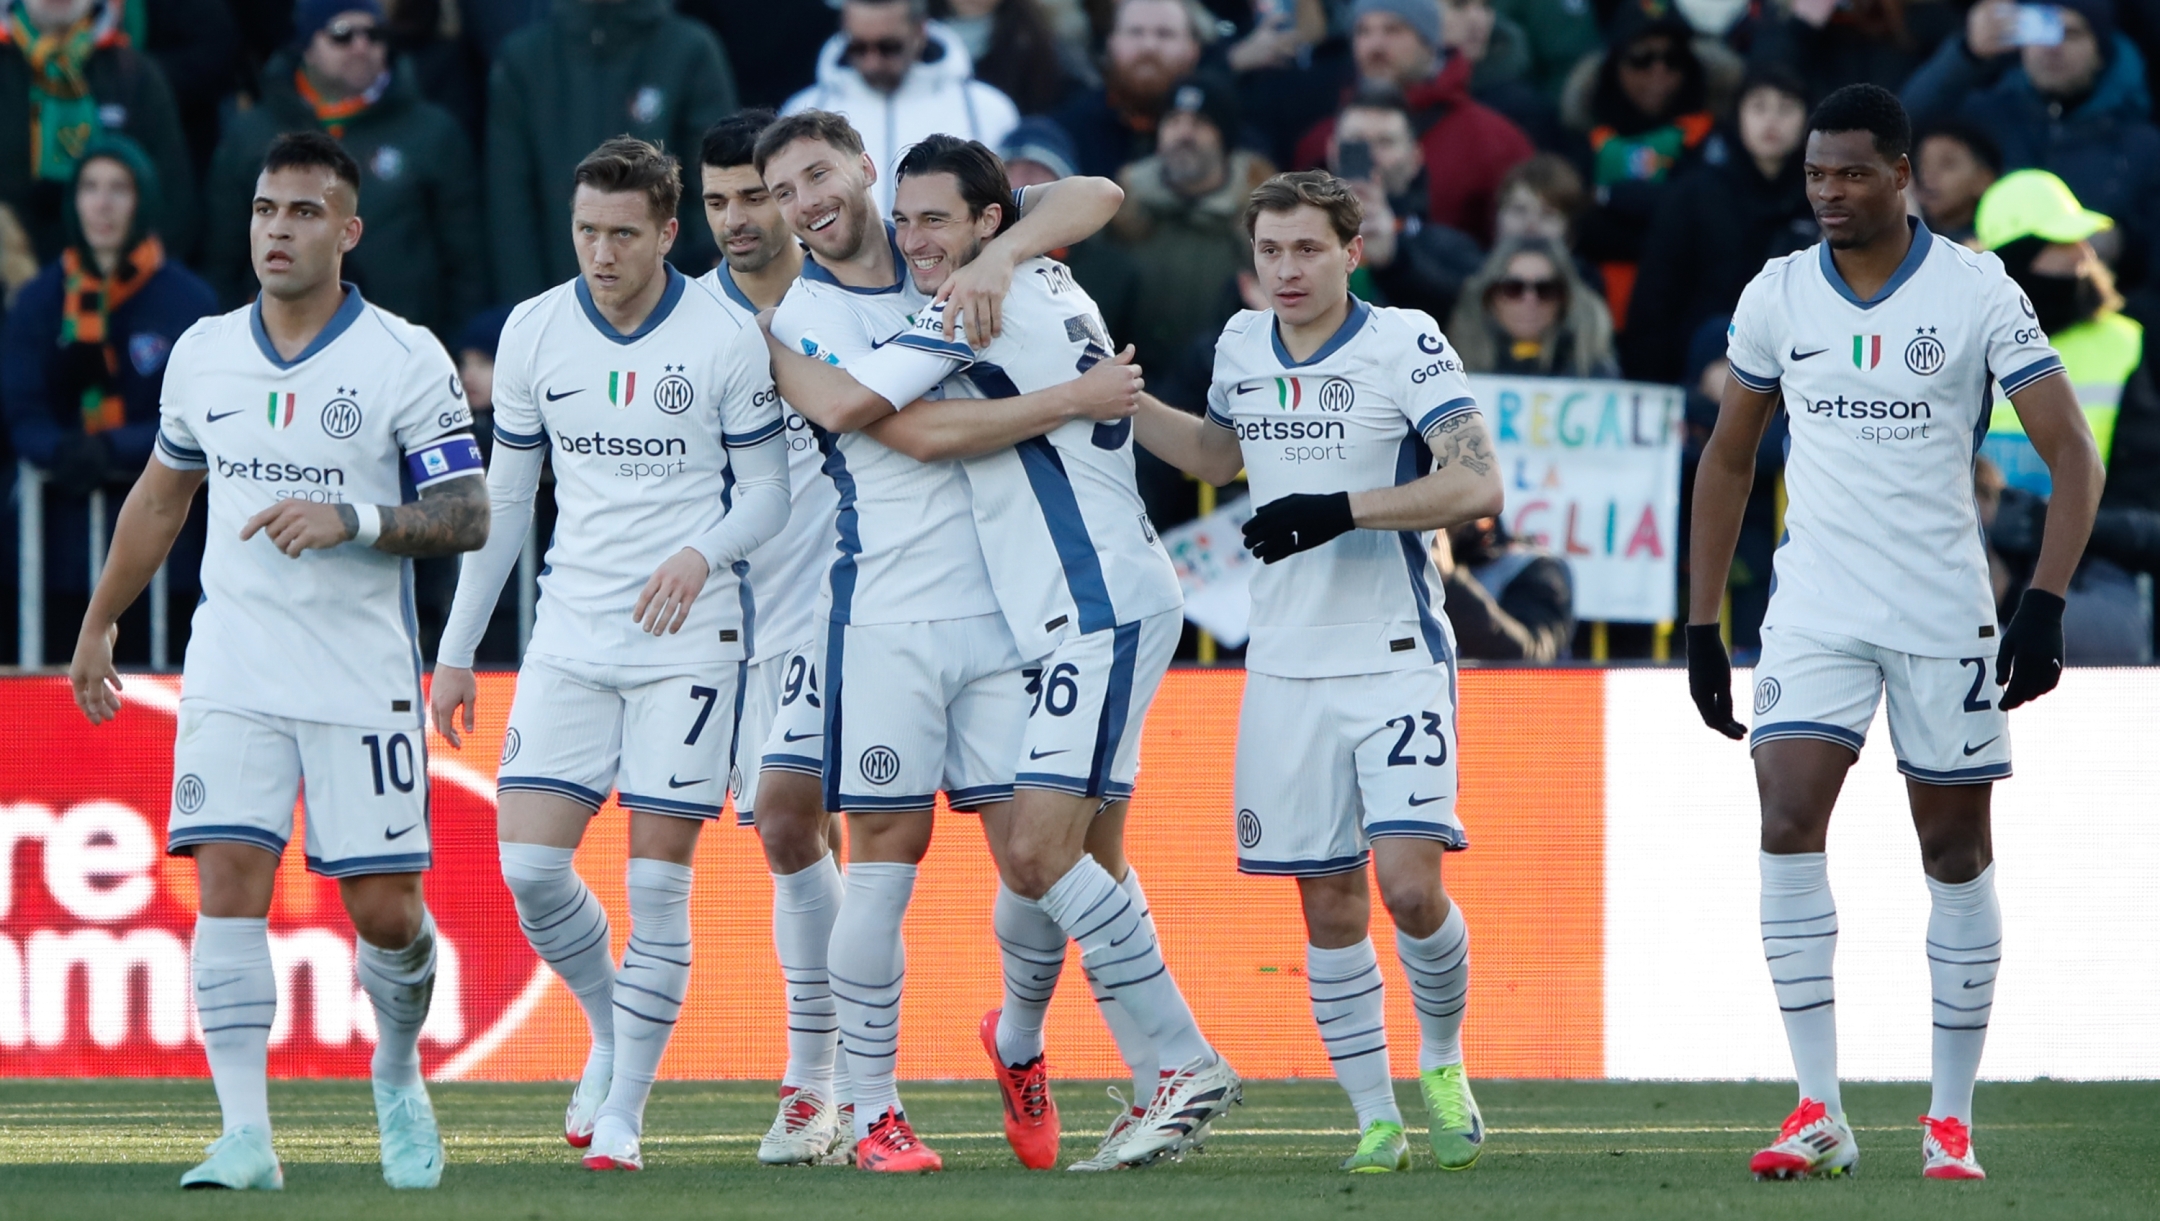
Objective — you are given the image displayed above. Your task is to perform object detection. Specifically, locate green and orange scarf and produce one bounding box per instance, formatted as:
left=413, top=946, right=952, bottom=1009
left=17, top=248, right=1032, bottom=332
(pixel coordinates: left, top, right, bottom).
left=295, top=67, right=388, bottom=139
left=60, top=233, right=161, bottom=433
left=3, top=0, right=124, bottom=183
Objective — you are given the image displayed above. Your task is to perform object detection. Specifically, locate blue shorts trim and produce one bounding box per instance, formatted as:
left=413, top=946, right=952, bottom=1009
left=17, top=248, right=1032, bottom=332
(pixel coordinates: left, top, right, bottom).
left=946, top=783, right=1014, bottom=811
left=306, top=850, right=432, bottom=878
left=1365, top=820, right=1469, bottom=850
left=1899, top=760, right=2012, bottom=785
left=498, top=775, right=607, bottom=810
left=167, top=825, right=288, bottom=857
left=837, top=791, right=938, bottom=814
left=619, top=792, right=723, bottom=819
left=1014, top=771, right=1096, bottom=797
left=1236, top=851, right=1371, bottom=878
left=1750, top=720, right=1867, bottom=752
left=760, top=752, right=824, bottom=776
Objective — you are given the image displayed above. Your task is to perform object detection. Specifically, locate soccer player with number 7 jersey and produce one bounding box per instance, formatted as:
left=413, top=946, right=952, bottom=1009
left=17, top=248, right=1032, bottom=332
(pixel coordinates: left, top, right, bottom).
left=430, top=138, right=789, bottom=1173
left=1136, top=170, right=1503, bottom=1175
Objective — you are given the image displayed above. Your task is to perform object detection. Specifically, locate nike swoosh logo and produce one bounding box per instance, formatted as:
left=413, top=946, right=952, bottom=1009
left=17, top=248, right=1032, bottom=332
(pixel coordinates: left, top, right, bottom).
left=205, top=409, right=244, bottom=422
left=1028, top=747, right=1069, bottom=760
left=545, top=387, right=583, bottom=401
left=195, top=975, right=244, bottom=991
left=1790, top=347, right=1828, bottom=361
left=782, top=730, right=821, bottom=742
left=1962, top=978, right=1994, bottom=990
left=384, top=824, right=418, bottom=841
left=1407, top=794, right=1446, bottom=807
left=1962, top=737, right=1999, bottom=757
left=1234, top=381, right=1262, bottom=395
left=667, top=775, right=709, bottom=789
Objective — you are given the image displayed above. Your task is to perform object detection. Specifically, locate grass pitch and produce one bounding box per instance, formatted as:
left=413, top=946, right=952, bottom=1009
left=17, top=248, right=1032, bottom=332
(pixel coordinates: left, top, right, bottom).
left=1, top=1079, right=2152, bottom=1220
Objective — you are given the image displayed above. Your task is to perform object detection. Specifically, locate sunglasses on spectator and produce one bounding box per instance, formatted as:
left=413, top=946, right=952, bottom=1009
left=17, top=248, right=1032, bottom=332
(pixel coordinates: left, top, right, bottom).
left=846, top=37, right=911, bottom=59
left=325, top=21, right=385, bottom=46
left=1495, top=278, right=1563, bottom=302
left=1621, top=46, right=1683, bottom=71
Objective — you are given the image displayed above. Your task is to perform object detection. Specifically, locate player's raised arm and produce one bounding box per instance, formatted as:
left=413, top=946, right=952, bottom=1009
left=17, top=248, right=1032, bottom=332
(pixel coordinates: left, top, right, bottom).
left=69, top=457, right=206, bottom=723
left=1995, top=370, right=2102, bottom=708
left=931, top=174, right=1125, bottom=342
left=1685, top=376, right=1783, bottom=738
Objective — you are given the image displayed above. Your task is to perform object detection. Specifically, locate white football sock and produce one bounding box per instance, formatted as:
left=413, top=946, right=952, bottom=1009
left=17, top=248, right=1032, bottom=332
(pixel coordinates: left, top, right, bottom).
left=1761, top=851, right=1843, bottom=1118
left=1088, top=867, right=1159, bottom=1108
left=499, top=841, right=616, bottom=1098
left=771, top=853, right=844, bottom=1096
left=1040, top=854, right=1211, bottom=1069
left=829, top=861, right=915, bottom=1138
left=192, top=915, right=275, bottom=1136
left=1396, top=903, right=1470, bottom=1071
left=1926, top=864, right=2001, bottom=1124
left=1309, top=939, right=1401, bottom=1127
left=597, top=857, right=694, bottom=1136
left=994, top=883, right=1067, bottom=1066
left=355, top=909, right=437, bottom=1089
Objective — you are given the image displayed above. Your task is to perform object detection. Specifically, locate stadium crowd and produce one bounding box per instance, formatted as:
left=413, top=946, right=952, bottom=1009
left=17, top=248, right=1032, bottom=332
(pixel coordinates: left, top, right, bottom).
left=4, top=0, right=2157, bottom=666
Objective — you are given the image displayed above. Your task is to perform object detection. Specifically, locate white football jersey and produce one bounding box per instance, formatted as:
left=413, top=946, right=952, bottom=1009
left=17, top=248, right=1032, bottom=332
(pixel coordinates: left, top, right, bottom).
left=768, top=225, right=999, bottom=626
left=1206, top=298, right=1477, bottom=679
left=851, top=256, right=1182, bottom=660
left=702, top=263, right=841, bottom=658
left=155, top=288, right=482, bottom=729
left=1726, top=220, right=2063, bottom=658
left=491, top=268, right=784, bottom=664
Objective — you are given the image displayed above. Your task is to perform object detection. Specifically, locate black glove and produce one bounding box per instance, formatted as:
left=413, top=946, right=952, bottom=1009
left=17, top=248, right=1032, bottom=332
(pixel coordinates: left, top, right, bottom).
left=45, top=432, right=111, bottom=497
left=1685, top=623, right=1746, bottom=739
left=1241, top=491, right=1356, bottom=563
left=1995, top=588, right=2065, bottom=710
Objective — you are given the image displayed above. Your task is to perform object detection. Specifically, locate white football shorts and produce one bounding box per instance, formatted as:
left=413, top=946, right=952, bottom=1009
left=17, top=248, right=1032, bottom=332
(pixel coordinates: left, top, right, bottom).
left=496, top=653, right=740, bottom=820
left=1015, top=610, right=1180, bottom=801
left=166, top=700, right=431, bottom=878
left=731, top=640, right=815, bottom=825
left=822, top=612, right=1029, bottom=814
left=1233, top=664, right=1465, bottom=877
left=1750, top=625, right=2012, bottom=783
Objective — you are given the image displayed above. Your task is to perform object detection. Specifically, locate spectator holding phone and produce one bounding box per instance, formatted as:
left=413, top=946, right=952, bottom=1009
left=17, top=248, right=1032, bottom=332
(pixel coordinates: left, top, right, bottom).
left=1902, top=0, right=2160, bottom=273
left=1328, top=86, right=1484, bottom=322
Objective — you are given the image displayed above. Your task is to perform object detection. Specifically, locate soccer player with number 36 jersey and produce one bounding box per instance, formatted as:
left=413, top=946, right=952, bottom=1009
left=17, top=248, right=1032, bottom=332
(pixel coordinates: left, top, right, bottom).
left=1136, top=170, right=1503, bottom=1175
left=69, top=132, right=490, bottom=1192
left=431, top=138, right=789, bottom=1174
left=1687, top=86, right=2101, bottom=1183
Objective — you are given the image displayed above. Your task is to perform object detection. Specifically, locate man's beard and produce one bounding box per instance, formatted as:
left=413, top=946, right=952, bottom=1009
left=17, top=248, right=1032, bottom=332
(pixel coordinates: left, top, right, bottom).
left=807, top=197, right=872, bottom=263
left=1160, top=143, right=1220, bottom=195
left=723, top=225, right=783, bottom=274
left=1106, top=53, right=1184, bottom=114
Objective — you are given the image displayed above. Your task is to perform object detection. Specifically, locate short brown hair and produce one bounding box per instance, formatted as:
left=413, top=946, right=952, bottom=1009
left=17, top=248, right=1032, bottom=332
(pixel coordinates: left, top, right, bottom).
left=573, top=136, right=682, bottom=222
left=753, top=110, right=866, bottom=175
left=1497, top=153, right=1586, bottom=230
left=1244, top=169, right=1362, bottom=245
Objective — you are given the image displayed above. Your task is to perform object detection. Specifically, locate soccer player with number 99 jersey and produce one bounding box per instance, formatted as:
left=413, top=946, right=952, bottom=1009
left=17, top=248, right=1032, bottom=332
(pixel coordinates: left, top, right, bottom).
left=1136, top=170, right=1504, bottom=1175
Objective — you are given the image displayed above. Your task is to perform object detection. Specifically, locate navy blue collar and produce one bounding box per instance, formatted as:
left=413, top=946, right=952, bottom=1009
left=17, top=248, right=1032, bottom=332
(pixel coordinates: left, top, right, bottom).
left=1819, top=216, right=1933, bottom=310
left=714, top=262, right=759, bottom=313
left=251, top=282, right=365, bottom=369
left=575, top=264, right=686, bottom=344
left=799, top=223, right=907, bottom=295
left=1271, top=295, right=1371, bottom=367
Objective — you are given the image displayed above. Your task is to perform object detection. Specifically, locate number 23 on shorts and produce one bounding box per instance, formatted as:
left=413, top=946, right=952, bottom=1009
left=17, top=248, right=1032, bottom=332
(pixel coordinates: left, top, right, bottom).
left=1382, top=711, right=1449, bottom=767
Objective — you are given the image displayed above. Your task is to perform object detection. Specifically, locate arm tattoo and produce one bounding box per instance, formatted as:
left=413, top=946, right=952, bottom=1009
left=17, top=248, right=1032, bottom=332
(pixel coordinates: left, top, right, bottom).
left=1427, top=413, right=1495, bottom=476
left=375, top=475, right=490, bottom=557
left=334, top=503, right=359, bottom=538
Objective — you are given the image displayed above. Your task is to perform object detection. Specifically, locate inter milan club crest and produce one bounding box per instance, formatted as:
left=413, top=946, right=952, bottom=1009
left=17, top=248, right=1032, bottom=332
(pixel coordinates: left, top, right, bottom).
left=1904, top=327, right=1946, bottom=376
left=1317, top=376, right=1356, bottom=413
left=652, top=364, right=695, bottom=415
left=320, top=389, right=363, bottom=439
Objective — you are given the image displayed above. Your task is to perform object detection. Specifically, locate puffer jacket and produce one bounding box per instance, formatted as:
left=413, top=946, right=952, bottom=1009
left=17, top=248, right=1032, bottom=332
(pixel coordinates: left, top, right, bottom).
left=782, top=21, right=1019, bottom=217
left=1106, top=149, right=1275, bottom=379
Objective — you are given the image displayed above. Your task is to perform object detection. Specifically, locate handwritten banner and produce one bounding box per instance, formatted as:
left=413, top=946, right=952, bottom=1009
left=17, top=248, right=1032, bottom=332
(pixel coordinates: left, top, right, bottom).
left=1476, top=375, right=1683, bottom=623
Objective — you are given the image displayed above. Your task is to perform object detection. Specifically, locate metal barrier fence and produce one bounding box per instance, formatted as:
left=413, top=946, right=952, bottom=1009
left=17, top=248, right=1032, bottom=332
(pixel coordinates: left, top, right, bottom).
left=15, top=461, right=541, bottom=669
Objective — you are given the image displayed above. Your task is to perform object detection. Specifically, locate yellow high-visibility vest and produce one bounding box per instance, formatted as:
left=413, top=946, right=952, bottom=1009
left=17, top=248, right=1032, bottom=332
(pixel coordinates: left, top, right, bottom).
left=1982, top=312, right=2142, bottom=496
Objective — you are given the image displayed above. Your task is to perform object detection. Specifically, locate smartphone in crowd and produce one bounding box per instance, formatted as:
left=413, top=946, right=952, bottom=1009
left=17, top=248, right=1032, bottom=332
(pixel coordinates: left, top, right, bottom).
left=1337, top=138, right=1374, bottom=183
left=2011, top=3, right=2066, bottom=47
